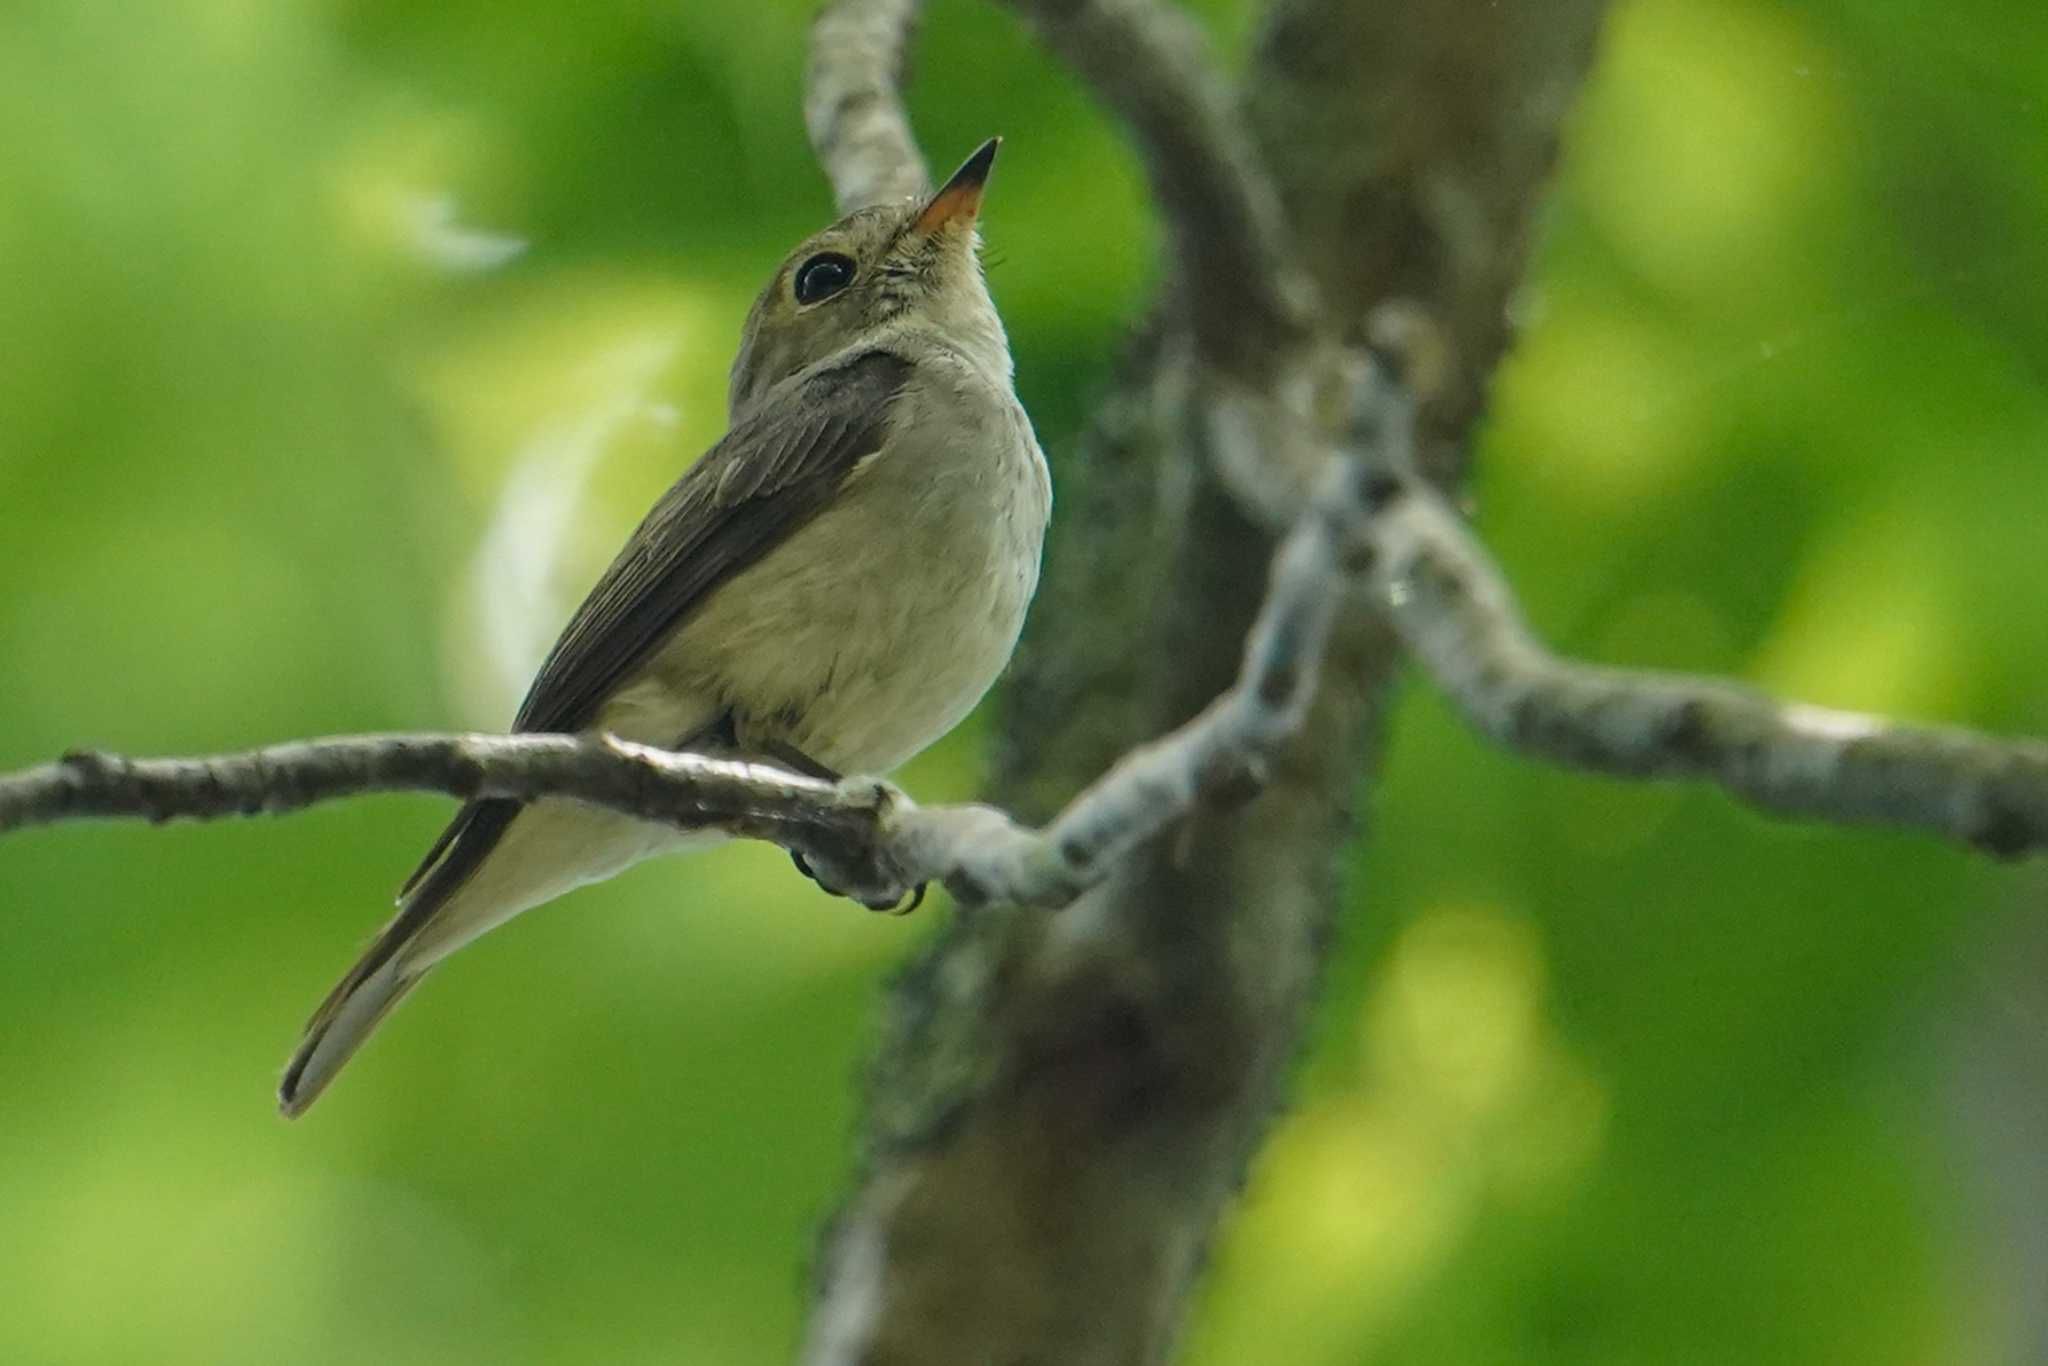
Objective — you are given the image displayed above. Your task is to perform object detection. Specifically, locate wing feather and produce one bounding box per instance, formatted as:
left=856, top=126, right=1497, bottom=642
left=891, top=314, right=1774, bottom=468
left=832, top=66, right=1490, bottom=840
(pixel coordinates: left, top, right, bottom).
left=393, top=349, right=910, bottom=906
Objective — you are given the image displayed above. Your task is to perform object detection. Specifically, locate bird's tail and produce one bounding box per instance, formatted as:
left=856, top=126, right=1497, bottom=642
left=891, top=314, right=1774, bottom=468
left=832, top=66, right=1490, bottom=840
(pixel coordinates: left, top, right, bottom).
left=277, top=946, right=422, bottom=1119
left=278, top=800, right=516, bottom=1118
left=277, top=796, right=701, bottom=1117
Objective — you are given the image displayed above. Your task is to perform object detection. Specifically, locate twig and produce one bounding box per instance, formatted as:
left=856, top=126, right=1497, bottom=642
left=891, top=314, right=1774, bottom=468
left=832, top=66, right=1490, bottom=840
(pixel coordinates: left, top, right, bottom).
left=806, top=0, right=931, bottom=212
left=996, top=0, right=1314, bottom=379
left=1367, top=486, right=2048, bottom=858
left=0, top=735, right=909, bottom=901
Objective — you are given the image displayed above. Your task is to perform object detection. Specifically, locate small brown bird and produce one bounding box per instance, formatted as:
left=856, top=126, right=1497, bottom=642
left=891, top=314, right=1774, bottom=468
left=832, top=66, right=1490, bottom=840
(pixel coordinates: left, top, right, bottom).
left=281, top=140, right=1048, bottom=1115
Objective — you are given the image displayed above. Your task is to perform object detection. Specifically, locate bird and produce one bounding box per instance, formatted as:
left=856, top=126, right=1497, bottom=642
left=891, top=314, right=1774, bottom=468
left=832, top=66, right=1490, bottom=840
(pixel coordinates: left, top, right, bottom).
left=279, top=139, right=1049, bottom=1116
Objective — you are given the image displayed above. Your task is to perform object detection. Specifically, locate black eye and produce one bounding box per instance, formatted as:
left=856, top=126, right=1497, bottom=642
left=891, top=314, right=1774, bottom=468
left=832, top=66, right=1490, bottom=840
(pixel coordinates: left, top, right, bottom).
left=793, top=252, right=857, bottom=305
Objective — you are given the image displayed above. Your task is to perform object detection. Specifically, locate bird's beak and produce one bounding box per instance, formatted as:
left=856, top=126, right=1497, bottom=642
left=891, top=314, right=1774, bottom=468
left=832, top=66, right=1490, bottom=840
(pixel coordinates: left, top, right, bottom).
left=912, top=138, right=1000, bottom=235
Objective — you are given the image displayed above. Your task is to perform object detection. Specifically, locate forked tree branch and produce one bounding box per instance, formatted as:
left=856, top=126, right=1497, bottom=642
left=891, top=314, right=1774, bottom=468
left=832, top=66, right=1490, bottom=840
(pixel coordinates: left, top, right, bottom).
left=8, top=362, right=2045, bottom=882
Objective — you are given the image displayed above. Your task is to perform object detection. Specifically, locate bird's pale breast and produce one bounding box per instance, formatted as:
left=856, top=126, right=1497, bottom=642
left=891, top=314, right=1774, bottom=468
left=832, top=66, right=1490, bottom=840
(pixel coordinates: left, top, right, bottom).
left=605, top=349, right=1050, bottom=777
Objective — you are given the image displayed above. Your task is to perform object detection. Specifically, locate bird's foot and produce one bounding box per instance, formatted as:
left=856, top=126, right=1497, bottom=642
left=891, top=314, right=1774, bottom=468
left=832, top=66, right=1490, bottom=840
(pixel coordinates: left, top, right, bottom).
left=789, top=848, right=925, bottom=915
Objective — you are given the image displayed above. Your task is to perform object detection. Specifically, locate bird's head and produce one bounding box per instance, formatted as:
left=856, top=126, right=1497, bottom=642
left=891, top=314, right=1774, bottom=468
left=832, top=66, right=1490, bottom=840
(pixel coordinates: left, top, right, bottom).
left=729, top=138, right=1004, bottom=416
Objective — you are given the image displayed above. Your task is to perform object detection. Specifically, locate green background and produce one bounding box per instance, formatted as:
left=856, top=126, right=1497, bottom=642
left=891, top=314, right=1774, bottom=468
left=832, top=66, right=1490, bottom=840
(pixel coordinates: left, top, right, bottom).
left=3, top=0, right=2045, bottom=1361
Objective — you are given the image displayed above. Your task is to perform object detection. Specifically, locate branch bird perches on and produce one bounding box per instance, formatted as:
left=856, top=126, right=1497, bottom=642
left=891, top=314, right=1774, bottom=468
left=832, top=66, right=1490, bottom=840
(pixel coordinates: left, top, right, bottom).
left=7, top=352, right=2047, bottom=867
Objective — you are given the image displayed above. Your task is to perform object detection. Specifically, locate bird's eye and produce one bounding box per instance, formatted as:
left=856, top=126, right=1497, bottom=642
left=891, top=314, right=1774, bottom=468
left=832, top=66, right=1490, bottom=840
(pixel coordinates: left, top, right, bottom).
left=793, top=252, right=857, bottom=305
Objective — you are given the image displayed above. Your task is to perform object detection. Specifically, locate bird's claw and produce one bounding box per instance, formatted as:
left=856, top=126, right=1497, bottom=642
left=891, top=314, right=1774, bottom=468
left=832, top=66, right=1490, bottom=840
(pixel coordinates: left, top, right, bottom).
left=790, top=848, right=926, bottom=915
left=863, top=882, right=926, bottom=916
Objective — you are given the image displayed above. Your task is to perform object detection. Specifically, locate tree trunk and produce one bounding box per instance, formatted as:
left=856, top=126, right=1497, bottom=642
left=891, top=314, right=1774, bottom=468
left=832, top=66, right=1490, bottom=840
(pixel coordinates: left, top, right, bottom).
left=803, top=3, right=1611, bottom=1362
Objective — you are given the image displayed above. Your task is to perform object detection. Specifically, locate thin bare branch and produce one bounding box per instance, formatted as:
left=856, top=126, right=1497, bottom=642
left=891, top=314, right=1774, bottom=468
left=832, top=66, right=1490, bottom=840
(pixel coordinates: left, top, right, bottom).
left=996, top=0, right=1315, bottom=380
left=0, top=439, right=1380, bottom=912
left=1197, top=342, right=2048, bottom=861
left=12, top=356, right=2038, bottom=909
left=806, top=0, right=931, bottom=212
left=0, top=735, right=913, bottom=900
left=1368, top=486, right=2048, bottom=858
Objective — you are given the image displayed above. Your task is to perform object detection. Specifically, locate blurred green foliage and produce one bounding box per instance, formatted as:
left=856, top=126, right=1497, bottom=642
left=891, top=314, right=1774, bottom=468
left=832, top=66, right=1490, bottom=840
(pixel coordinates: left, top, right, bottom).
left=1, top=0, right=2043, bottom=1362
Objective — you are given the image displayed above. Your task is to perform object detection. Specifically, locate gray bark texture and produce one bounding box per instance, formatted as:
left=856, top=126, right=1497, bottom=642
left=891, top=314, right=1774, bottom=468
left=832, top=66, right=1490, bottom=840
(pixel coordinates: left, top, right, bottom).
left=801, top=2, right=1610, bottom=1361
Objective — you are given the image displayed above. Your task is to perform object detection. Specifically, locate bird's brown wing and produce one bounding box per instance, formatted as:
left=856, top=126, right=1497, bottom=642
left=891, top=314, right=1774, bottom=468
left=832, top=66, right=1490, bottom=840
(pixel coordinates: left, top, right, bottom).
left=281, top=351, right=913, bottom=1114
left=396, top=348, right=912, bottom=905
